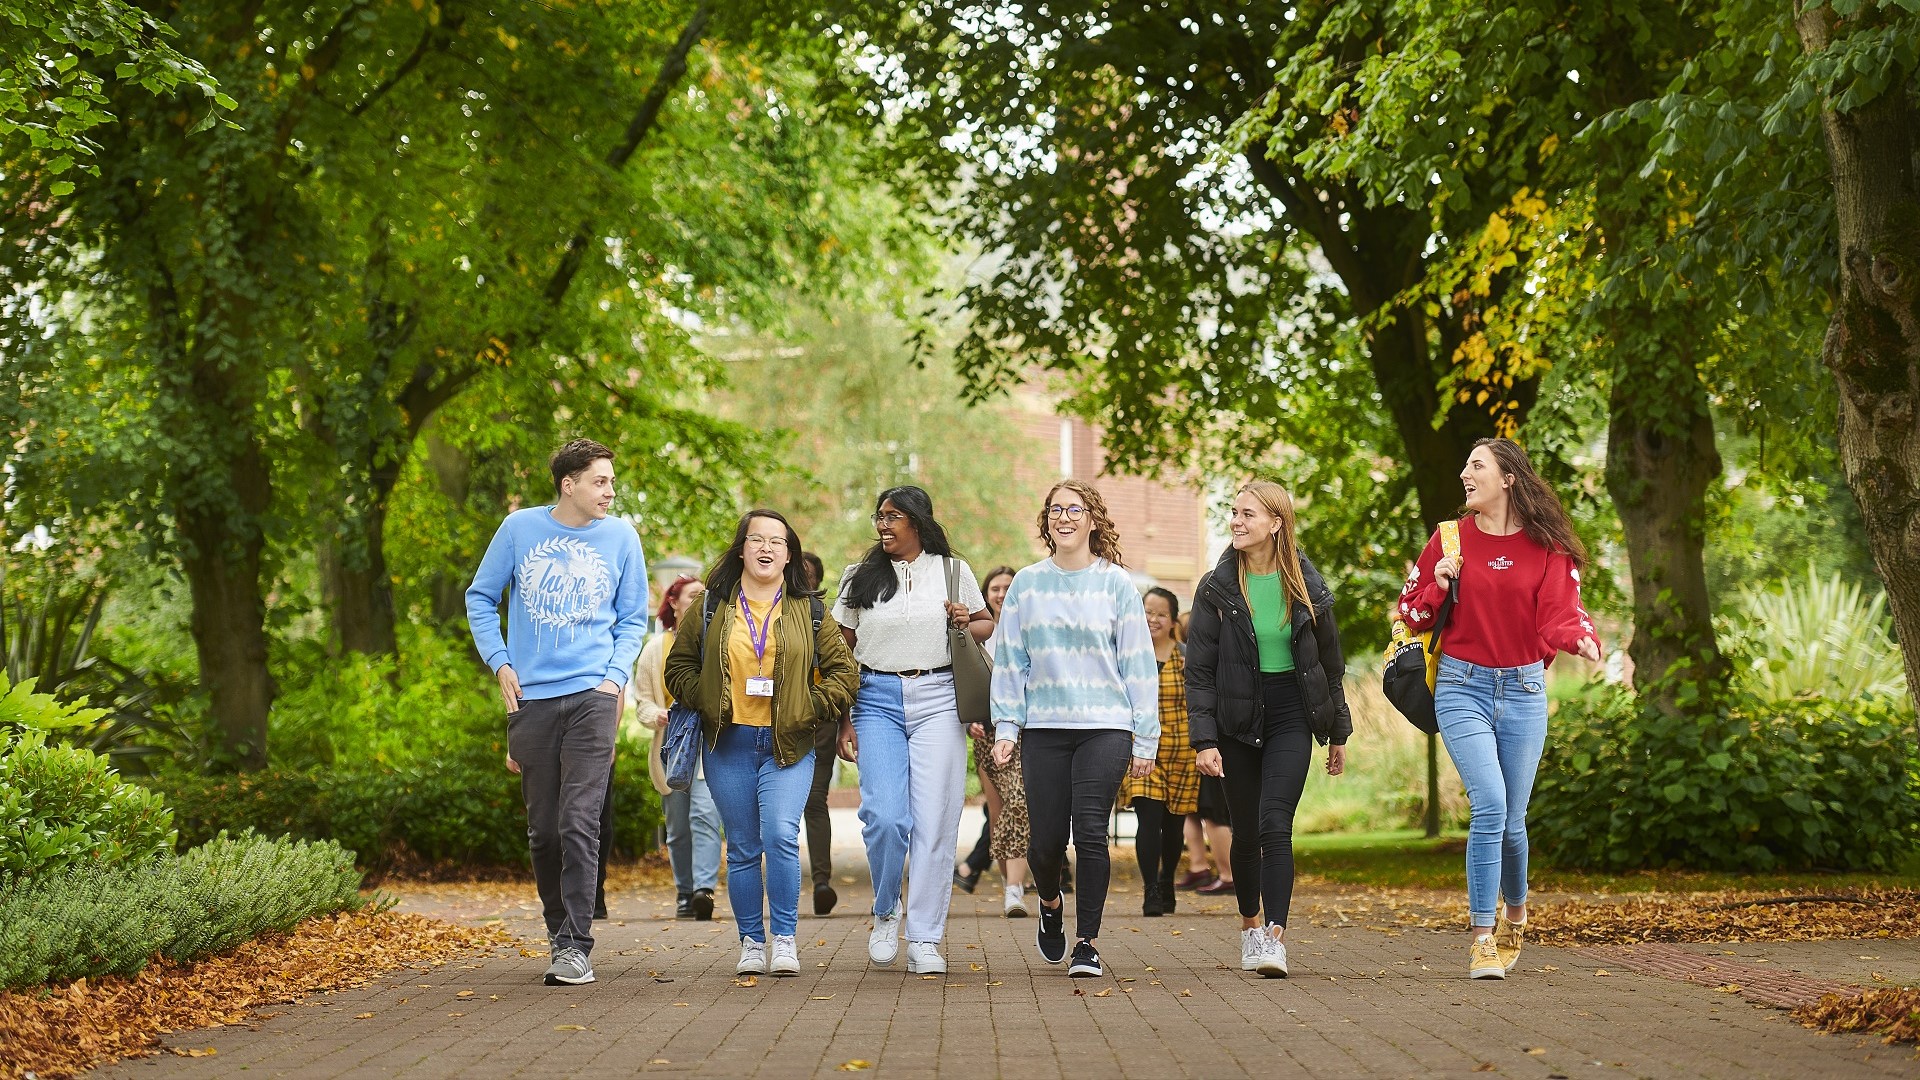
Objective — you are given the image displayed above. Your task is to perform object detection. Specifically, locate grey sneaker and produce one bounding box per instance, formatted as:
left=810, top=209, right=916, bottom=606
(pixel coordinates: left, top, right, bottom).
left=544, top=946, right=594, bottom=985
left=737, top=937, right=768, bottom=976
left=868, top=907, right=902, bottom=966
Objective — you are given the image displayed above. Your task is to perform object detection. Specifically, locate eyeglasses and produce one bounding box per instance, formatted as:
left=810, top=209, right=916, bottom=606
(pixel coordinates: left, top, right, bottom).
left=744, top=533, right=788, bottom=549
left=1045, top=505, right=1087, bottom=521
left=871, top=512, right=908, bottom=527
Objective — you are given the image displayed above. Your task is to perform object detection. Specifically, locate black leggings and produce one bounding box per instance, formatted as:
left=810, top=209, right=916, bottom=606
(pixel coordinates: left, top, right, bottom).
left=1022, top=727, right=1130, bottom=940
left=1217, top=673, right=1313, bottom=926
left=1131, top=797, right=1185, bottom=889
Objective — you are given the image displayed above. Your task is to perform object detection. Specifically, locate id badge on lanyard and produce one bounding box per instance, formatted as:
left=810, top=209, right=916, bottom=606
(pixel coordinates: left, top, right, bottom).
left=741, top=589, right=781, bottom=699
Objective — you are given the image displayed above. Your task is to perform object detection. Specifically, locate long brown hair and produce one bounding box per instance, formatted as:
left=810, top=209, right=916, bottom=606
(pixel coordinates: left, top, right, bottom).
left=1473, top=438, right=1587, bottom=568
left=1234, top=480, right=1313, bottom=620
left=1035, top=479, right=1127, bottom=568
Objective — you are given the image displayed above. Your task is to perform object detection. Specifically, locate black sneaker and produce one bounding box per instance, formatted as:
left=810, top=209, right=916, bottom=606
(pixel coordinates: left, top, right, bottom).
left=1035, top=898, right=1066, bottom=964
left=814, top=883, right=838, bottom=916
left=675, top=894, right=693, bottom=919
left=953, top=867, right=981, bottom=894
left=1067, top=940, right=1103, bottom=978
left=691, top=888, right=716, bottom=921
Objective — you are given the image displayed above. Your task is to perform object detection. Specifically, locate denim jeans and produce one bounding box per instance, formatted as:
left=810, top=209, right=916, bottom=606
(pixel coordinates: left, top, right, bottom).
left=851, top=671, right=967, bottom=943
left=703, top=723, right=814, bottom=942
left=1435, top=654, right=1548, bottom=926
left=663, top=774, right=722, bottom=897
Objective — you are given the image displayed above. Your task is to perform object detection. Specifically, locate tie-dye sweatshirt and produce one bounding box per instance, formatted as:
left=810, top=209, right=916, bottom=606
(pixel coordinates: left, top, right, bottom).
left=990, top=558, right=1160, bottom=759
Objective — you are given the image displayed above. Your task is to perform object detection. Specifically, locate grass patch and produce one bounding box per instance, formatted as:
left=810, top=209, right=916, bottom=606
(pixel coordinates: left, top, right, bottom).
left=1295, top=829, right=1920, bottom=894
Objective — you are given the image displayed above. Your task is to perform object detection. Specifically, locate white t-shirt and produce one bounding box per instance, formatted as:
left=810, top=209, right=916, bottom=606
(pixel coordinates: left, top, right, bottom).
left=833, top=552, right=987, bottom=672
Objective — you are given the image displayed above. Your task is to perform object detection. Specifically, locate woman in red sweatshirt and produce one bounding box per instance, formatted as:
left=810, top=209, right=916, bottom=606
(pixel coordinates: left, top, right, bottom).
left=1397, top=438, right=1600, bottom=981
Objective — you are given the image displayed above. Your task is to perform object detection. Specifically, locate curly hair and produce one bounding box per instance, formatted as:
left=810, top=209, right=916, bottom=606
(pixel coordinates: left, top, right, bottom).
left=1034, top=479, right=1127, bottom=568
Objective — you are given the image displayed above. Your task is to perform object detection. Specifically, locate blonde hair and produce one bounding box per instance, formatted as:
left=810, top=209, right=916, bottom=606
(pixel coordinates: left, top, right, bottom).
left=1235, top=480, right=1312, bottom=621
left=1036, top=479, right=1127, bottom=568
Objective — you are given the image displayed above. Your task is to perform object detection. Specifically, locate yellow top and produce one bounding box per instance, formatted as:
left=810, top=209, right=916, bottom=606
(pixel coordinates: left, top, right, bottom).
left=725, top=595, right=780, bottom=727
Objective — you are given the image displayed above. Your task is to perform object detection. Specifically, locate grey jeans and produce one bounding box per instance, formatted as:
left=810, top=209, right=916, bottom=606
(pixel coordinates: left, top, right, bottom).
left=508, top=688, right=619, bottom=955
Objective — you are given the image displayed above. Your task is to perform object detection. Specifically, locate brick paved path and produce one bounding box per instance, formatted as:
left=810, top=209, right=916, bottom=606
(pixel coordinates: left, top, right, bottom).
left=98, top=823, right=1918, bottom=1079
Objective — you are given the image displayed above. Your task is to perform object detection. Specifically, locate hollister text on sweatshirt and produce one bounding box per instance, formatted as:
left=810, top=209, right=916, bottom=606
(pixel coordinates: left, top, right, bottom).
left=465, top=507, right=649, bottom=701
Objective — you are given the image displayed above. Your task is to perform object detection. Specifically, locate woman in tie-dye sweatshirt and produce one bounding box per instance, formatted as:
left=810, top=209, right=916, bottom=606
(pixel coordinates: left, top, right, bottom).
left=989, top=479, right=1159, bottom=981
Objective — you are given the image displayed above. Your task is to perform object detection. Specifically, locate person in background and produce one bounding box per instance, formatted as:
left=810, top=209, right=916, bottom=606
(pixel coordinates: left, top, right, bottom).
left=1119, top=587, right=1198, bottom=917
left=632, top=574, right=721, bottom=921
left=466, top=438, right=648, bottom=987
left=837, top=486, right=993, bottom=975
left=1188, top=480, right=1353, bottom=979
left=1396, top=438, right=1600, bottom=980
left=799, top=551, right=842, bottom=916
left=955, top=565, right=1031, bottom=917
left=991, top=480, right=1157, bottom=979
left=665, top=509, right=858, bottom=978
left=955, top=565, right=1018, bottom=895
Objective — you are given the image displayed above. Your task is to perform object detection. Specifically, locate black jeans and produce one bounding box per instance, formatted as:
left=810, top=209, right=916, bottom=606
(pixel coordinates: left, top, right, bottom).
left=1130, top=797, right=1185, bottom=890
left=962, top=815, right=992, bottom=877
left=805, top=721, right=837, bottom=887
left=506, top=688, right=619, bottom=955
left=595, top=771, right=616, bottom=912
left=1022, top=727, right=1130, bottom=940
left=1217, top=673, right=1313, bottom=927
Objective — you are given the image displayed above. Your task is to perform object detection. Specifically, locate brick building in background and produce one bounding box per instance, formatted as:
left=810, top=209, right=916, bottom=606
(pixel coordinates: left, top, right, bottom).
left=1001, top=385, right=1218, bottom=607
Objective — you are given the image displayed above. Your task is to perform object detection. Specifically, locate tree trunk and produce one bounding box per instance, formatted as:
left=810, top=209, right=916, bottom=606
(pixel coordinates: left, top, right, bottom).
left=318, top=507, right=398, bottom=657
left=178, top=444, right=277, bottom=770
left=1604, top=326, right=1727, bottom=704
left=1797, top=5, right=1920, bottom=725
left=425, top=427, right=477, bottom=628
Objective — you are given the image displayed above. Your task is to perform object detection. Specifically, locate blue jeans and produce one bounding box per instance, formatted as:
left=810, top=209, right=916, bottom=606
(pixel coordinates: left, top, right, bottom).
left=663, top=774, right=722, bottom=896
left=851, top=671, right=967, bottom=942
left=1436, top=655, right=1548, bottom=926
left=703, top=724, right=814, bottom=942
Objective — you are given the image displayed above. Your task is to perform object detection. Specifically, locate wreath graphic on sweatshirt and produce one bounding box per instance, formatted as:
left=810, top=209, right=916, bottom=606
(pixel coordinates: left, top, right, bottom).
left=516, top=536, right=613, bottom=644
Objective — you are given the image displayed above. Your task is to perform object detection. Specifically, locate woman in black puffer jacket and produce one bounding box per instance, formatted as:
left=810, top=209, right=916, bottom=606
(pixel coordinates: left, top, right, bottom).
left=1186, top=480, right=1352, bottom=979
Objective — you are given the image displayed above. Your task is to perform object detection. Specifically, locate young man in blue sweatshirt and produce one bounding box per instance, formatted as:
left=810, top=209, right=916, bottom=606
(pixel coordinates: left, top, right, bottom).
left=466, top=438, right=649, bottom=986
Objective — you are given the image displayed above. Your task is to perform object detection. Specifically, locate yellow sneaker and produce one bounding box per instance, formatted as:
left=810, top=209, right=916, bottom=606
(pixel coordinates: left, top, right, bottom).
left=1469, top=934, right=1505, bottom=979
left=1494, top=911, right=1525, bottom=973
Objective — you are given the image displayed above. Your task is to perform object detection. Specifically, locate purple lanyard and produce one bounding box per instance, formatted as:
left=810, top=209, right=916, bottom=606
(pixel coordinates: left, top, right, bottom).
left=740, top=588, right=782, bottom=673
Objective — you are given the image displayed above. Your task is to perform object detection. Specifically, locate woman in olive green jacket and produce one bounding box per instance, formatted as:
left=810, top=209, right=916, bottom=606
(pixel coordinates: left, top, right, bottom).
left=665, top=508, right=858, bottom=979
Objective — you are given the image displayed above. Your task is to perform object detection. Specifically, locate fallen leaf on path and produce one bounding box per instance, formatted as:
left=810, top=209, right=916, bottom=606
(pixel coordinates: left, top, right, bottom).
left=1525, top=1047, right=1546, bottom=1055
left=1091, top=988, right=1113, bottom=997
left=353, top=1013, right=375, bottom=1019
left=650, top=1059, right=671, bottom=1065
left=970, top=963, right=983, bottom=971
left=1715, top=984, right=1743, bottom=993
left=447, top=1012, right=465, bottom=1018
left=554, top=1024, right=586, bottom=1031
left=1594, top=970, right=1611, bottom=977
left=836, top=1060, right=872, bottom=1071
left=811, top=995, right=835, bottom=1000
left=168, top=1048, right=218, bottom=1058
left=1180, top=989, right=1193, bottom=997
left=733, top=976, right=759, bottom=988
left=1473, top=1065, right=1496, bottom=1073
left=456, top=990, right=475, bottom=998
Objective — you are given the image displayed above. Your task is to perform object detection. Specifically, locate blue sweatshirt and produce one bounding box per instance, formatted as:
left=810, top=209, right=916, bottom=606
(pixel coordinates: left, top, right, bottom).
left=465, top=507, right=649, bottom=701
left=990, top=558, right=1160, bottom=759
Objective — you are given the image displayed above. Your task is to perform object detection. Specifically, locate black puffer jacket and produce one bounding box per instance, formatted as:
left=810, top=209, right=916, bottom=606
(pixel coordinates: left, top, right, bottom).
left=1186, top=546, right=1352, bottom=749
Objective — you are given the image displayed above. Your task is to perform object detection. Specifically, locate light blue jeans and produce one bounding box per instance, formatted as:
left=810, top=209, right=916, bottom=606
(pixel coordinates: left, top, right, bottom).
left=703, top=724, right=814, bottom=942
left=663, top=774, right=721, bottom=896
left=1435, top=654, right=1549, bottom=927
left=851, top=670, right=967, bottom=943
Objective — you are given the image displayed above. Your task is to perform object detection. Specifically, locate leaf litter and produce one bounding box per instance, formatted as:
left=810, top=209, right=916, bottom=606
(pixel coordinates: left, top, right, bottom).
left=0, top=910, right=508, bottom=1080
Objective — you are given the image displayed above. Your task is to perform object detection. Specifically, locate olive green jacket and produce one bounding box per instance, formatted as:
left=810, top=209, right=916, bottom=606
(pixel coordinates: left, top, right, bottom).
left=662, top=588, right=858, bottom=769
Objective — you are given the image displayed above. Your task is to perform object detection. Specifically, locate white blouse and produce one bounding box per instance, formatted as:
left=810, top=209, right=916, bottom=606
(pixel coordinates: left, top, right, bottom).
left=833, top=552, right=987, bottom=672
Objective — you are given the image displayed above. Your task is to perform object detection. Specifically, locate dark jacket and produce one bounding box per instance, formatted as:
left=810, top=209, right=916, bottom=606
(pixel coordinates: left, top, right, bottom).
left=1186, top=546, right=1353, bottom=749
left=663, top=588, right=859, bottom=769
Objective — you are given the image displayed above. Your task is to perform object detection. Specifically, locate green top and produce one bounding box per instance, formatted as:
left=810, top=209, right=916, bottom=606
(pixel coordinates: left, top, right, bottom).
left=1246, top=572, right=1296, bottom=674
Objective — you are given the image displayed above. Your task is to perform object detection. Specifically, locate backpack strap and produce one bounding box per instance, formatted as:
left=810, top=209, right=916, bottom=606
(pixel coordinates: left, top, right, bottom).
left=695, top=588, right=721, bottom=662
left=809, top=595, right=825, bottom=674
left=1440, top=519, right=1461, bottom=561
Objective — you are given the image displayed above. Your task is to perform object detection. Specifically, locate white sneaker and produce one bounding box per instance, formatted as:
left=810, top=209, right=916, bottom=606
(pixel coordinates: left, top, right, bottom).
left=736, top=937, right=767, bottom=976
left=868, top=908, right=902, bottom=966
left=769, top=934, right=799, bottom=976
left=1241, top=927, right=1266, bottom=971
left=1003, top=884, right=1029, bottom=918
left=906, top=941, right=946, bottom=974
left=1255, top=928, right=1289, bottom=978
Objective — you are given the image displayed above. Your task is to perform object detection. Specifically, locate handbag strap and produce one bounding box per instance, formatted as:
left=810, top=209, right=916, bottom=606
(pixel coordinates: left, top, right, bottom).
left=945, top=556, right=961, bottom=662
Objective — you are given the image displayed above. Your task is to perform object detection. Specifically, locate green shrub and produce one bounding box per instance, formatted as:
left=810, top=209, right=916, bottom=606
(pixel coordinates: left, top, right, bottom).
left=0, top=675, right=176, bottom=874
left=1721, top=563, right=1906, bottom=701
left=1533, top=689, right=1920, bottom=871
left=146, top=737, right=662, bottom=872
left=265, top=629, right=502, bottom=771
left=0, top=831, right=368, bottom=989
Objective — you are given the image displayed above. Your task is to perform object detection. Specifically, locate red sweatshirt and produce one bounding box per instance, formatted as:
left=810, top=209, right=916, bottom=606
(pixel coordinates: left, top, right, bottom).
left=1396, top=516, right=1597, bottom=668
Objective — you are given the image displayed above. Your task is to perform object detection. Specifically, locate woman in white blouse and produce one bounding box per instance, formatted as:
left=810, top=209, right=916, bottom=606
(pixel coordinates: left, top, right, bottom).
left=835, top=486, right=994, bottom=975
